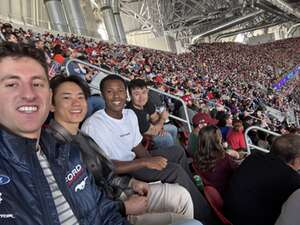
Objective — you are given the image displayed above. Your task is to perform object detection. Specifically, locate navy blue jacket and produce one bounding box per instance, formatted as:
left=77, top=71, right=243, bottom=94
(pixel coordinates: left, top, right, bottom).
left=0, top=126, right=130, bottom=225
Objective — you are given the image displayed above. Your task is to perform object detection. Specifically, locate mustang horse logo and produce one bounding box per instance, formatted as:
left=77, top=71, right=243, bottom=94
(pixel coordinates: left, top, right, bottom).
left=75, top=177, right=88, bottom=192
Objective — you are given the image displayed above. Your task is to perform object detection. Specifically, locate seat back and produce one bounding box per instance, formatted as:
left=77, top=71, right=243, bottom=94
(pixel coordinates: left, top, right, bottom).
left=204, top=185, right=233, bottom=225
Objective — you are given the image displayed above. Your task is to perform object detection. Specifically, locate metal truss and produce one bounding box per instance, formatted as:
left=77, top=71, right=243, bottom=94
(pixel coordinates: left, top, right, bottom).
left=120, top=0, right=165, bottom=36
left=119, top=0, right=300, bottom=44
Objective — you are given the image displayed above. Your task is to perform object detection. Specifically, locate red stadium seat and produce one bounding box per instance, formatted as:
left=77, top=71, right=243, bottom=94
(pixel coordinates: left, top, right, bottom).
left=203, top=185, right=233, bottom=225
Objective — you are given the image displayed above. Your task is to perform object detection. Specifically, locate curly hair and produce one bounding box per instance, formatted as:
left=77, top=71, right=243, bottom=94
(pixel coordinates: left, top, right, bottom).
left=0, top=41, right=48, bottom=76
left=194, top=125, right=225, bottom=171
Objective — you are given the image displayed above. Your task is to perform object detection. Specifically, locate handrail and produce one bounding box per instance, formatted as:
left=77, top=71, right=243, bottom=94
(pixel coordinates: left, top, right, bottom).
left=244, top=125, right=280, bottom=154
left=194, top=97, right=231, bottom=112
left=65, top=59, right=192, bottom=133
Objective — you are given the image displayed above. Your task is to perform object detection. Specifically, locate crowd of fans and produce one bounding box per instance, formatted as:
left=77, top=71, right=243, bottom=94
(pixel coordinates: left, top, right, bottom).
left=1, top=21, right=300, bottom=115
left=1, top=19, right=300, bottom=225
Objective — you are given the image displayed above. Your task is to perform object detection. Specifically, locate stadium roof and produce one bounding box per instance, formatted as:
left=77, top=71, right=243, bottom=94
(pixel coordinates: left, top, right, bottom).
left=119, top=0, right=300, bottom=43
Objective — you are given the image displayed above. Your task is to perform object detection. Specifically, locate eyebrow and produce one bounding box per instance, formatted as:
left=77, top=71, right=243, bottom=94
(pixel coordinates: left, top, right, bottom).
left=60, top=92, right=85, bottom=95
left=0, top=75, right=20, bottom=82
left=0, top=74, right=48, bottom=82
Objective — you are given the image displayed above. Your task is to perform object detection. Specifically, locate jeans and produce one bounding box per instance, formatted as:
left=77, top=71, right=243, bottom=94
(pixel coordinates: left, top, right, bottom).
left=153, top=124, right=178, bottom=149
left=171, top=219, right=203, bottom=225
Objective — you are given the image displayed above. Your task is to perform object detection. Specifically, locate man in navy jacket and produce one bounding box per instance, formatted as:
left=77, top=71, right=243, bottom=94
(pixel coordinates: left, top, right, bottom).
left=0, top=41, right=129, bottom=225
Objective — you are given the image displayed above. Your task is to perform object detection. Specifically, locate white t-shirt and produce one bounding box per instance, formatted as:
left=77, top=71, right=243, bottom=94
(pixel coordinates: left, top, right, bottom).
left=81, top=109, right=143, bottom=161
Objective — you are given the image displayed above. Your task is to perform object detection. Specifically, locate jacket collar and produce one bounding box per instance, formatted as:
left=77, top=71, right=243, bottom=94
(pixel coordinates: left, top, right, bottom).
left=0, top=124, right=39, bottom=164
left=47, top=119, right=74, bottom=143
left=0, top=123, right=69, bottom=166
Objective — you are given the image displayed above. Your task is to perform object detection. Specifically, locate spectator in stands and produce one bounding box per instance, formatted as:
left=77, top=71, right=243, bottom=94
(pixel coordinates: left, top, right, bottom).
left=3, top=22, right=299, bottom=129
left=177, top=94, right=198, bottom=129
left=216, top=112, right=232, bottom=141
left=5, top=32, right=18, bottom=43
left=0, top=42, right=129, bottom=225
left=193, top=125, right=239, bottom=196
left=34, top=39, right=51, bottom=64
left=52, top=44, right=65, bottom=64
left=257, top=130, right=270, bottom=150
left=127, top=79, right=178, bottom=149
left=48, top=75, right=199, bottom=225
left=275, top=188, right=300, bottom=225
left=187, top=110, right=218, bottom=156
left=64, top=49, right=89, bottom=80
left=224, top=134, right=300, bottom=225
left=81, top=75, right=213, bottom=223
left=226, top=119, right=246, bottom=151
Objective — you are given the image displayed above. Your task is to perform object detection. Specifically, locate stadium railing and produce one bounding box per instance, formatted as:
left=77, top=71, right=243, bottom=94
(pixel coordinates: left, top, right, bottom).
left=244, top=125, right=280, bottom=154
left=65, top=58, right=193, bottom=133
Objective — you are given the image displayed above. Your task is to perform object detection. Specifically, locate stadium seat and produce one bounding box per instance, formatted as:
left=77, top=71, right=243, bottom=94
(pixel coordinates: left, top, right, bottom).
left=203, top=185, right=233, bottom=225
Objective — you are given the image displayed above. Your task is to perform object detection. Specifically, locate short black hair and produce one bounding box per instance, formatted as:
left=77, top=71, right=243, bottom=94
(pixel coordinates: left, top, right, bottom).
left=100, top=74, right=127, bottom=93
left=128, top=78, right=148, bottom=95
left=0, top=41, right=48, bottom=76
left=50, top=75, right=91, bottom=105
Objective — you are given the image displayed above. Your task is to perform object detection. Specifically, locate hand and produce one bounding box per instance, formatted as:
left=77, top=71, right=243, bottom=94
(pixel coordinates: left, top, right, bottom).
left=124, top=195, right=148, bottom=215
left=158, top=128, right=167, bottom=136
left=143, top=156, right=168, bottom=170
left=161, top=110, right=169, bottom=120
left=130, top=178, right=149, bottom=196
left=226, top=149, right=240, bottom=159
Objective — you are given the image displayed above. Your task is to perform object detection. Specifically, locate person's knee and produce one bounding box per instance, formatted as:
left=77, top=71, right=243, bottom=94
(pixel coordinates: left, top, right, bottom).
left=169, top=184, right=193, bottom=209
left=176, top=184, right=192, bottom=202
left=164, top=124, right=178, bottom=139
left=154, top=133, right=174, bottom=147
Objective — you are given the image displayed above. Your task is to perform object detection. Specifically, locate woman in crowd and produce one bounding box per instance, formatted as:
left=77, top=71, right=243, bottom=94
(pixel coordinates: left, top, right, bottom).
left=193, top=125, right=238, bottom=196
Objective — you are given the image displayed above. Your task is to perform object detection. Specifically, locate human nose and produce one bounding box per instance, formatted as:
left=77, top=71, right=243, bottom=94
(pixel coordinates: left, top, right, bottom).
left=71, top=98, right=81, bottom=106
left=21, top=84, right=37, bottom=101
left=113, top=91, right=120, bottom=99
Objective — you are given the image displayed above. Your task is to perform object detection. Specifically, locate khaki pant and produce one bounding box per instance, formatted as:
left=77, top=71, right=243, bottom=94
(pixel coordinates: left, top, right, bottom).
left=127, top=182, right=194, bottom=225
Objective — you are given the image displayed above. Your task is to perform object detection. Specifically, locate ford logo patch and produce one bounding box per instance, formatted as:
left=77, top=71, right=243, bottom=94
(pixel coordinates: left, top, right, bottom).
left=0, top=175, right=10, bottom=185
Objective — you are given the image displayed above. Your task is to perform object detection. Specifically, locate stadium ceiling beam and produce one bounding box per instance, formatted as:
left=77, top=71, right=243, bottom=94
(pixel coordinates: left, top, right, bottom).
left=215, top=21, right=282, bottom=41
left=120, top=0, right=164, bottom=36
left=191, top=9, right=265, bottom=43
left=254, top=0, right=298, bottom=22
left=164, top=5, right=245, bottom=33
left=265, top=0, right=300, bottom=18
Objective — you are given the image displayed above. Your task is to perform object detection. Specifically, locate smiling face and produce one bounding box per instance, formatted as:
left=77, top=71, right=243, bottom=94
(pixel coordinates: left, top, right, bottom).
left=52, top=82, right=87, bottom=132
left=102, top=79, right=127, bottom=119
left=0, top=57, right=51, bottom=139
left=130, top=87, right=148, bottom=109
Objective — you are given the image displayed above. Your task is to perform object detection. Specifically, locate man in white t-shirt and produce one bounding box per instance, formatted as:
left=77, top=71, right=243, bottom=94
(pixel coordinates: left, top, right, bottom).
left=82, top=75, right=213, bottom=223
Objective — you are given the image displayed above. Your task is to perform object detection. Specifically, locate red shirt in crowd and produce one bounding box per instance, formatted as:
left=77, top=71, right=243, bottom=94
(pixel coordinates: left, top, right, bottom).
left=227, top=129, right=246, bottom=150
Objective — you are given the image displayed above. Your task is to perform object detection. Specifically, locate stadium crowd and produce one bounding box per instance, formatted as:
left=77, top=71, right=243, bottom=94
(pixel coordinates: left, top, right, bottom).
left=1, top=20, right=300, bottom=225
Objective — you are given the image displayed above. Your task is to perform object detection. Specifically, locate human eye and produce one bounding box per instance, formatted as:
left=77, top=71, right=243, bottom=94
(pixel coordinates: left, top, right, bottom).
left=105, top=89, right=112, bottom=94
left=5, top=82, right=18, bottom=88
left=33, top=81, right=46, bottom=88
